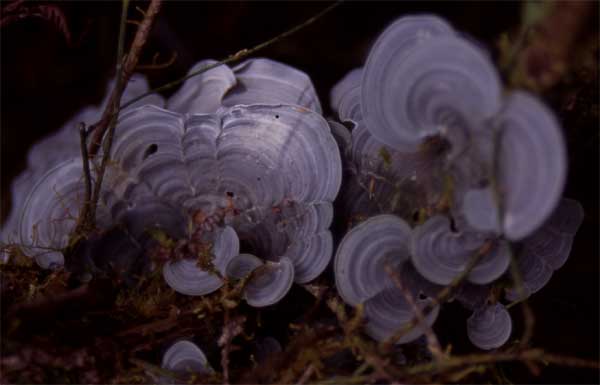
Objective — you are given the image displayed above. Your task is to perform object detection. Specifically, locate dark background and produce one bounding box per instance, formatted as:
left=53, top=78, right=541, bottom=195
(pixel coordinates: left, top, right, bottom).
left=1, top=1, right=598, bottom=383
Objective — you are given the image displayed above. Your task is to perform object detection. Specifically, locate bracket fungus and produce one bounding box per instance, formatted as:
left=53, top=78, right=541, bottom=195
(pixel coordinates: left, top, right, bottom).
left=466, top=303, right=512, bottom=350
left=330, top=14, right=581, bottom=348
left=0, top=75, right=163, bottom=258
left=226, top=253, right=295, bottom=307
left=505, top=198, right=584, bottom=301
left=167, top=58, right=322, bottom=114
left=333, top=14, right=568, bottom=240
left=160, top=340, right=213, bottom=382
left=411, top=215, right=510, bottom=286
left=2, top=58, right=341, bottom=308
left=334, top=215, right=440, bottom=343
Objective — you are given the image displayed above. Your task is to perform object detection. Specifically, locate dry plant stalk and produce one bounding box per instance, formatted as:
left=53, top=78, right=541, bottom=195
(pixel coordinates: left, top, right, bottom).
left=87, top=0, right=162, bottom=158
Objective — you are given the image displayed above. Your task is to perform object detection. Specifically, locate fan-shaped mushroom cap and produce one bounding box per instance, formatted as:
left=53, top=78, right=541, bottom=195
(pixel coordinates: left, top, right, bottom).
left=226, top=253, right=295, bottom=307
left=161, top=340, right=213, bottom=378
left=226, top=58, right=322, bottom=112
left=163, top=226, right=239, bottom=296
left=16, top=159, right=109, bottom=268
left=362, top=15, right=501, bottom=152
left=330, top=68, right=363, bottom=122
left=108, top=102, right=342, bottom=209
left=166, top=59, right=237, bottom=114
left=461, top=188, right=501, bottom=234
left=467, top=303, right=512, bottom=350
left=411, top=216, right=509, bottom=285
left=1, top=170, right=36, bottom=253
left=240, top=201, right=334, bottom=283
left=335, top=215, right=440, bottom=343
left=167, top=58, right=322, bottom=114
left=1, top=75, right=162, bottom=255
left=244, top=257, right=295, bottom=307
left=327, top=120, right=352, bottom=158
left=523, top=198, right=584, bottom=270
left=13, top=103, right=340, bottom=305
left=335, top=215, right=412, bottom=305
left=108, top=104, right=340, bottom=297
left=507, top=251, right=553, bottom=301
left=506, top=198, right=583, bottom=301
left=463, top=92, right=567, bottom=241
left=226, top=253, right=263, bottom=280
left=497, top=92, right=568, bottom=240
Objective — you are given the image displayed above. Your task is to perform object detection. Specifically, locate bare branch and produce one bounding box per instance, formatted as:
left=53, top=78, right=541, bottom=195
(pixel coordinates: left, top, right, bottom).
left=87, top=0, right=161, bottom=158
left=72, top=0, right=161, bottom=238
left=72, top=123, right=93, bottom=236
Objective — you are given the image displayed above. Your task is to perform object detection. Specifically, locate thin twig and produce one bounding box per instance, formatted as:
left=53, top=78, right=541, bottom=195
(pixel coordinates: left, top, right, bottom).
left=118, top=0, right=342, bottom=111
left=403, top=348, right=600, bottom=377
left=80, top=0, right=160, bottom=235
left=73, top=123, right=92, bottom=235
left=541, top=352, right=600, bottom=370
left=88, top=0, right=161, bottom=157
left=384, top=262, right=444, bottom=361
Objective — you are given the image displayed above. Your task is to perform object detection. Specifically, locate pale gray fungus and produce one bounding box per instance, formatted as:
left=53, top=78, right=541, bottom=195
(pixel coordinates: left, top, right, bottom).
left=364, top=285, right=440, bottom=343
left=505, top=198, right=584, bottom=301
left=162, top=226, right=239, bottom=296
left=411, top=215, right=510, bottom=285
left=167, top=58, right=322, bottom=114
left=242, top=257, right=295, bottom=307
left=333, top=14, right=568, bottom=242
left=334, top=215, right=439, bottom=343
left=225, top=253, right=295, bottom=307
left=495, top=92, right=568, bottom=241
left=3, top=59, right=341, bottom=308
left=330, top=14, right=580, bottom=349
left=361, top=15, right=503, bottom=153
left=226, top=253, right=264, bottom=280
left=160, top=340, right=213, bottom=383
left=466, top=303, right=512, bottom=350
left=0, top=75, right=163, bottom=259
left=330, top=68, right=363, bottom=123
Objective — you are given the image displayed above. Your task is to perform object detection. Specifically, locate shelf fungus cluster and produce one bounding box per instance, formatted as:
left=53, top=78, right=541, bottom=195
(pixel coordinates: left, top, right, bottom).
left=1, top=58, right=341, bottom=307
left=331, top=15, right=583, bottom=349
left=0, top=13, right=586, bottom=360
